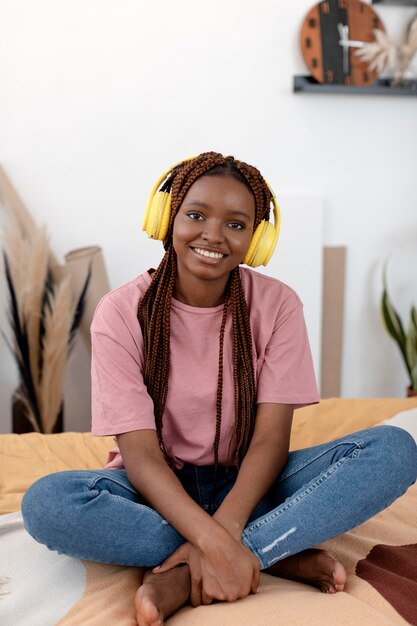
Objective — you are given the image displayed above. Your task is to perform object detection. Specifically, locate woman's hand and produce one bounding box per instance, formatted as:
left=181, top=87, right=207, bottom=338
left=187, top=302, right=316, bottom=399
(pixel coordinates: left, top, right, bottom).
left=154, top=543, right=204, bottom=606
left=154, top=531, right=260, bottom=606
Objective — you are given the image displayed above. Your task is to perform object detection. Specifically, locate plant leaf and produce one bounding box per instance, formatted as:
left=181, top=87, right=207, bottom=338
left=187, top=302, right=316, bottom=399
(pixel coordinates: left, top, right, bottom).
left=411, top=305, right=417, bottom=331
left=406, top=314, right=417, bottom=390
left=381, top=267, right=411, bottom=381
left=410, top=362, right=417, bottom=393
left=381, top=288, right=407, bottom=348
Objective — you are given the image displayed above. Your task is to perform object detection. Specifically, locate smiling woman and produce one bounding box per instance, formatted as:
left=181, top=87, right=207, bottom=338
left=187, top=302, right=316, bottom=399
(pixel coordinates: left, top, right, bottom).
left=21, top=152, right=417, bottom=626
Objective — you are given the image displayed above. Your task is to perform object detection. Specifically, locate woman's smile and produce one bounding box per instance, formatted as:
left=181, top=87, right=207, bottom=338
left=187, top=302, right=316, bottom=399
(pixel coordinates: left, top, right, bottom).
left=190, top=246, right=227, bottom=263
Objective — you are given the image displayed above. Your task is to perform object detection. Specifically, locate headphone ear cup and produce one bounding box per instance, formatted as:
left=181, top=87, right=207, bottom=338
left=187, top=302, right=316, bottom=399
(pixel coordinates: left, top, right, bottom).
left=243, top=221, right=278, bottom=268
left=243, top=222, right=265, bottom=267
left=143, top=191, right=171, bottom=240
left=155, top=192, right=171, bottom=240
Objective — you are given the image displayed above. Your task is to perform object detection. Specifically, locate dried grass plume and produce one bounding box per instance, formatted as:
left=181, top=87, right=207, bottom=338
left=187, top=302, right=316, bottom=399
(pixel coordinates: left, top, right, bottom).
left=356, top=17, right=417, bottom=86
left=1, top=215, right=90, bottom=433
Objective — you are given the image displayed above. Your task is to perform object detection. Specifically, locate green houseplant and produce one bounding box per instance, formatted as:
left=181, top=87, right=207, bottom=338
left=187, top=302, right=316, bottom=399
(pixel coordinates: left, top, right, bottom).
left=381, top=269, right=417, bottom=396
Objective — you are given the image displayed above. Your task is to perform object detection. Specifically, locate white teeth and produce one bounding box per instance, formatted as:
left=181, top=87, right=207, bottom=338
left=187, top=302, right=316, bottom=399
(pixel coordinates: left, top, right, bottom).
left=193, top=247, right=224, bottom=260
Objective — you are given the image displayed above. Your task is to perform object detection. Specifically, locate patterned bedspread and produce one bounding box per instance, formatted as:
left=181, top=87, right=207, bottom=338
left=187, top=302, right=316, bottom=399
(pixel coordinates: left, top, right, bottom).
left=0, top=398, right=416, bottom=625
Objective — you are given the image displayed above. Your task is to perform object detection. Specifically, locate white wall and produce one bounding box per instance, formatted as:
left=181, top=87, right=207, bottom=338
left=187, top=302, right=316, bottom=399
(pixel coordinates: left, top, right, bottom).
left=1, top=0, right=416, bottom=432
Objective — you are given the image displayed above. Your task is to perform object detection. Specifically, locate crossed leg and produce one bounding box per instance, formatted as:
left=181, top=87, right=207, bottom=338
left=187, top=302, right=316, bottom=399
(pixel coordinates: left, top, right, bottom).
left=135, top=426, right=417, bottom=625
left=22, top=426, right=417, bottom=626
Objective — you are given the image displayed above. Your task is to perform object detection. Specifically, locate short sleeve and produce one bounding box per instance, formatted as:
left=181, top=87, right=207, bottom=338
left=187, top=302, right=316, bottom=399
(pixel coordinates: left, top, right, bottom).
left=256, top=302, right=319, bottom=409
left=90, top=296, right=156, bottom=436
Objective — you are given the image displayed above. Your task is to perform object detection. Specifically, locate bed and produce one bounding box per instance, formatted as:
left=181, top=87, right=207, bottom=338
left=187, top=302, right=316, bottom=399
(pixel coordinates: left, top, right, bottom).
left=1, top=397, right=417, bottom=626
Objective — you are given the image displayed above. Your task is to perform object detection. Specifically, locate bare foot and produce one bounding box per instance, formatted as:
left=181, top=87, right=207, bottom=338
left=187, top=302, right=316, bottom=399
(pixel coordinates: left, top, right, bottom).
left=135, top=565, right=191, bottom=626
left=267, top=549, right=347, bottom=594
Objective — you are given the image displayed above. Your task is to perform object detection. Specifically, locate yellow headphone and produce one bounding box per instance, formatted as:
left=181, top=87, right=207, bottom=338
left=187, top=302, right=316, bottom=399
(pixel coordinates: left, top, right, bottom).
left=142, top=157, right=281, bottom=268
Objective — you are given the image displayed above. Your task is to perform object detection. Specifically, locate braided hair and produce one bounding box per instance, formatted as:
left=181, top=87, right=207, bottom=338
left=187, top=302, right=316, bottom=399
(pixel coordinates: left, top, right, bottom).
left=138, top=152, right=273, bottom=468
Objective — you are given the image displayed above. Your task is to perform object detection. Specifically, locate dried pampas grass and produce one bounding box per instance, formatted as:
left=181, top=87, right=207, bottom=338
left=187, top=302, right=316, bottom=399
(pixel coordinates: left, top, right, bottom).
left=20, top=227, right=51, bottom=396
left=355, top=29, right=398, bottom=75
left=2, top=214, right=29, bottom=325
left=356, top=17, right=417, bottom=85
left=2, top=215, right=91, bottom=433
left=39, top=277, right=73, bottom=433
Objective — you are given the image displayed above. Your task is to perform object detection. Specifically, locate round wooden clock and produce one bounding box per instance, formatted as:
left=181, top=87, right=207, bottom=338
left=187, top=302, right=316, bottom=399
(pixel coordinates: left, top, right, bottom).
left=300, top=0, right=385, bottom=86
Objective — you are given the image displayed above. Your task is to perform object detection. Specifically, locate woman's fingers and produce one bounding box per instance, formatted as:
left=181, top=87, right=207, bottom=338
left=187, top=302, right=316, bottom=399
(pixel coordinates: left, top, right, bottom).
left=201, top=588, right=214, bottom=605
left=157, top=542, right=204, bottom=606
left=187, top=546, right=204, bottom=606
left=197, top=535, right=260, bottom=602
left=158, top=536, right=259, bottom=604
left=251, top=560, right=260, bottom=594
left=153, top=543, right=189, bottom=573
left=190, top=571, right=203, bottom=607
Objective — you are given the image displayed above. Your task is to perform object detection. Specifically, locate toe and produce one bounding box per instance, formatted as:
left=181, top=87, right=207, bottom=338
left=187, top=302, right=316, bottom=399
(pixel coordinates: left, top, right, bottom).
left=135, top=588, right=162, bottom=626
left=323, top=581, right=337, bottom=593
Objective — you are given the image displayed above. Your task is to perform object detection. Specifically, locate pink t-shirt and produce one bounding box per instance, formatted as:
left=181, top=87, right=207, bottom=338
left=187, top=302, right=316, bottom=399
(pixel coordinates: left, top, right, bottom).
left=91, top=267, right=319, bottom=469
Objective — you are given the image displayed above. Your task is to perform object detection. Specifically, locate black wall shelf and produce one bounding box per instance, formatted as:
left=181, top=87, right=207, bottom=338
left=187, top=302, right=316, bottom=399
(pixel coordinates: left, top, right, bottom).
left=371, top=1, right=417, bottom=5
left=293, top=75, right=417, bottom=96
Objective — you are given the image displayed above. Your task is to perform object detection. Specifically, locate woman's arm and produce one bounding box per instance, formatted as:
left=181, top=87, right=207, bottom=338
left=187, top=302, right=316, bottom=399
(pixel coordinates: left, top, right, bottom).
left=155, top=403, right=292, bottom=601
left=117, top=429, right=260, bottom=603
left=213, top=403, right=294, bottom=539
left=117, top=429, right=221, bottom=546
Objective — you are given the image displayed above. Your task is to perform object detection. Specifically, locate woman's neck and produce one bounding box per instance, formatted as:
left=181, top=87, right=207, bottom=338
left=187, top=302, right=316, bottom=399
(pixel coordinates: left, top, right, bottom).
left=174, top=274, right=228, bottom=308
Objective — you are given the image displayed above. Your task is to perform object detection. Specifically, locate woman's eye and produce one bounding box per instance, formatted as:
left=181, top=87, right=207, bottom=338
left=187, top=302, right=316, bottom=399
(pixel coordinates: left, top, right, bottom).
left=228, top=222, right=244, bottom=230
left=187, top=212, right=204, bottom=221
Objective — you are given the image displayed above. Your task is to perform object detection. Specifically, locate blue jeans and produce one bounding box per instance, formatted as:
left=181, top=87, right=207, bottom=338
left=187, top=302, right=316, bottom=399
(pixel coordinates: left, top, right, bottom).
left=21, top=426, right=417, bottom=570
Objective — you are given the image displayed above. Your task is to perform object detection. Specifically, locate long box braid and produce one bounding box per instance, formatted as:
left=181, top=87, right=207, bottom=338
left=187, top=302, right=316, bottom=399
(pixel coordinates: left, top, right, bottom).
left=137, top=152, right=273, bottom=469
